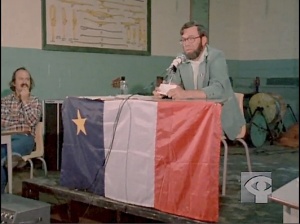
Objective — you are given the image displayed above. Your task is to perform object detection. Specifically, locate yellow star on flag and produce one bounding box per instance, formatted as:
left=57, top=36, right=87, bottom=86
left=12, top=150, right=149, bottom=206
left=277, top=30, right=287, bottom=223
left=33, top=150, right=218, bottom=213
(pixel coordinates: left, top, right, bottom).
left=72, top=109, right=87, bottom=135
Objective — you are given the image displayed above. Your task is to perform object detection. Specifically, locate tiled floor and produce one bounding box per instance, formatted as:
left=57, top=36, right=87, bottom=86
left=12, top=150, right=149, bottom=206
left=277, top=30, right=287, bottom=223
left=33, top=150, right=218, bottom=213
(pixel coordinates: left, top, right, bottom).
left=8, top=144, right=299, bottom=223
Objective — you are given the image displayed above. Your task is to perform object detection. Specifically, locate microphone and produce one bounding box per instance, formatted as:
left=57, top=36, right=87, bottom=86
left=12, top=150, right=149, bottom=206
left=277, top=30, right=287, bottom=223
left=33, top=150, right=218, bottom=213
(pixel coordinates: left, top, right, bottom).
left=167, top=54, right=187, bottom=73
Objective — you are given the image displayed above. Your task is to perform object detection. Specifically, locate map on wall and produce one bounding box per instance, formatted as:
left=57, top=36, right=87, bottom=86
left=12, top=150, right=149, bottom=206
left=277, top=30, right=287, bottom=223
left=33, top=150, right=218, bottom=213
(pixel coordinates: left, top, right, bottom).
left=42, top=0, right=151, bottom=55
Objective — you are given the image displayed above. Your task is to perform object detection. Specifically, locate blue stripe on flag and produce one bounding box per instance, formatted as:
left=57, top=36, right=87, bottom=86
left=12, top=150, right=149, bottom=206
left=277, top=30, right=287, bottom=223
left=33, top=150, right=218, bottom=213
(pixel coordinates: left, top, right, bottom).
left=60, top=97, right=105, bottom=195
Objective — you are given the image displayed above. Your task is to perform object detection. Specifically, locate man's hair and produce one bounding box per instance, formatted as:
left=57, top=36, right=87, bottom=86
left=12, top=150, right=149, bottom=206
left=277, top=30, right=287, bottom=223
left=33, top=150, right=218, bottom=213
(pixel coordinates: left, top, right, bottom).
left=9, top=67, right=35, bottom=91
left=180, top=21, right=208, bottom=38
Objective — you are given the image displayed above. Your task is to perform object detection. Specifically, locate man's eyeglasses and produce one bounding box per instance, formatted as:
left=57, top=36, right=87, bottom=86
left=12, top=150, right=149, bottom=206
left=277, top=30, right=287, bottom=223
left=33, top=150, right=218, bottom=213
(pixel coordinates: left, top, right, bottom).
left=179, top=36, right=200, bottom=45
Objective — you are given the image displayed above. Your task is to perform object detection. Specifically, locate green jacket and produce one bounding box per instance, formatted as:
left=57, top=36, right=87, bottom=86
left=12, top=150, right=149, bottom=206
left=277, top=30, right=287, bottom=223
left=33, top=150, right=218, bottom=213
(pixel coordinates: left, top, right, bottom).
left=172, top=45, right=245, bottom=140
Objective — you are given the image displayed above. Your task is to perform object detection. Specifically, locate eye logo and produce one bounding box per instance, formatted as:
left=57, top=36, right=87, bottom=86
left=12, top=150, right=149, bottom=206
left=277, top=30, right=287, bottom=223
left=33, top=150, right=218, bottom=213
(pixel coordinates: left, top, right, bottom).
left=244, top=175, right=272, bottom=203
left=241, top=172, right=272, bottom=203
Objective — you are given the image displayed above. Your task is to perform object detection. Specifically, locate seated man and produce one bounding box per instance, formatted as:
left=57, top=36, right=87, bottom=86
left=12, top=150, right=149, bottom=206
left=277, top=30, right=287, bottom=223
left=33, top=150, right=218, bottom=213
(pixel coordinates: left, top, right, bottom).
left=1, top=67, right=42, bottom=193
left=153, top=21, right=245, bottom=140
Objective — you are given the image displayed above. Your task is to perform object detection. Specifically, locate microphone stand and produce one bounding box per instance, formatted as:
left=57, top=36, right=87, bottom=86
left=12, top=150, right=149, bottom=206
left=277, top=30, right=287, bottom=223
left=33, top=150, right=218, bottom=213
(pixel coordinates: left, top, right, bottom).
left=164, top=69, right=176, bottom=84
left=160, top=69, right=176, bottom=99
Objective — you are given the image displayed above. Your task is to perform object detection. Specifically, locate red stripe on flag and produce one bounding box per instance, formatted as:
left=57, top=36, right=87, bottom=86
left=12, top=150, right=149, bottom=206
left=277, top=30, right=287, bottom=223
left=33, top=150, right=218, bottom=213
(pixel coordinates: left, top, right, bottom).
left=154, top=101, right=222, bottom=222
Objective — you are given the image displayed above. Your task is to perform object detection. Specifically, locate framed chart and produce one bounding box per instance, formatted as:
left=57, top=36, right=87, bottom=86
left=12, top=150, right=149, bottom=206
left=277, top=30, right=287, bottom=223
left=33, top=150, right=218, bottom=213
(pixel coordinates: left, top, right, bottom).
left=42, top=0, right=151, bottom=55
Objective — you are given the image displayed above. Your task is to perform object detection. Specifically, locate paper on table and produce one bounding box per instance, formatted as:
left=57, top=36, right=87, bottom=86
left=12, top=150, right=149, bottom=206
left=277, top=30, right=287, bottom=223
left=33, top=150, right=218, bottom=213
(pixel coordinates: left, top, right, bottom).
left=157, top=83, right=177, bottom=95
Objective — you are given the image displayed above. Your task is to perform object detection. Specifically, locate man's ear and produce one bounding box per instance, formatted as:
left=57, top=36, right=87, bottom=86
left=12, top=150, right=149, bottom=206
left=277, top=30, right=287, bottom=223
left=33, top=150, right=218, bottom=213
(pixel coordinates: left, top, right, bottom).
left=201, top=36, right=208, bottom=46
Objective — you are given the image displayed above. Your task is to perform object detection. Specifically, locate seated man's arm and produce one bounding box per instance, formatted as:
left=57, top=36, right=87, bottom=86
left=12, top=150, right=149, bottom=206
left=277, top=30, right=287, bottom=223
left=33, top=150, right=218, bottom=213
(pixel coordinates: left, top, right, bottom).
left=1, top=97, right=13, bottom=129
left=21, top=97, right=43, bottom=128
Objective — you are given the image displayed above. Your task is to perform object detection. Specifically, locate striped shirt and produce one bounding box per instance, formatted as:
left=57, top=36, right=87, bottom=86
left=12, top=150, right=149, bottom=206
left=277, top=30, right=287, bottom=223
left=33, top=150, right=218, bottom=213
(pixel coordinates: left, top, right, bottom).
left=1, top=93, right=42, bottom=136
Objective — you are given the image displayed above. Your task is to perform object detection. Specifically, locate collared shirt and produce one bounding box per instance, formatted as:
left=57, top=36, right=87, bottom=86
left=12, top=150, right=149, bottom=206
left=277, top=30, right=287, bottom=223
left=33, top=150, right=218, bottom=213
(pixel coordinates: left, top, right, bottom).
left=1, top=93, right=42, bottom=136
left=188, top=46, right=208, bottom=89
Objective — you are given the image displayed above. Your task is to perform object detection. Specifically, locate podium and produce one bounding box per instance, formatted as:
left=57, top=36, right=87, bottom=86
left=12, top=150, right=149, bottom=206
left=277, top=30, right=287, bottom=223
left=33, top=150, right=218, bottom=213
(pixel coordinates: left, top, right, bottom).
left=44, top=100, right=63, bottom=171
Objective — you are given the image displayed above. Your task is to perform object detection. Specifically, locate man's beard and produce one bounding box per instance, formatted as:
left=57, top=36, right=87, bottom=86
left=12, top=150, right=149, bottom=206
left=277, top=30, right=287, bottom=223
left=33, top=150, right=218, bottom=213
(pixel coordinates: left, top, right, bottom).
left=186, top=42, right=204, bottom=60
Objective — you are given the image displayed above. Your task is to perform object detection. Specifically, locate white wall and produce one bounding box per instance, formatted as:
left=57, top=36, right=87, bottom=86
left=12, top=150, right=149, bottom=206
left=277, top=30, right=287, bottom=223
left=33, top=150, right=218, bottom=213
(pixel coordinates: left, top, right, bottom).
left=239, top=0, right=299, bottom=60
left=1, top=0, right=42, bottom=49
left=1, top=0, right=190, bottom=57
left=151, top=0, right=190, bottom=56
left=209, top=0, right=241, bottom=60
left=209, top=0, right=299, bottom=60
left=2, top=0, right=298, bottom=60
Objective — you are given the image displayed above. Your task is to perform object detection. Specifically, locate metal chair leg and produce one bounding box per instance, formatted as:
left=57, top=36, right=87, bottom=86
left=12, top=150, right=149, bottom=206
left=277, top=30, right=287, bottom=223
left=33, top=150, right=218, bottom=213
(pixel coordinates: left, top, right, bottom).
left=221, top=139, right=228, bottom=196
left=236, top=138, right=252, bottom=173
left=38, top=157, right=48, bottom=177
left=27, top=159, right=34, bottom=179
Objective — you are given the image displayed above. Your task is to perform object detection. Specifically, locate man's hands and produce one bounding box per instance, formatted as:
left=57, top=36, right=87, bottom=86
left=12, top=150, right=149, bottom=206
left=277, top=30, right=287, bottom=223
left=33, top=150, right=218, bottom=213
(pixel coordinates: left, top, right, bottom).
left=153, top=85, right=206, bottom=99
left=152, top=85, right=188, bottom=99
left=166, top=86, right=188, bottom=99
left=19, top=84, right=30, bottom=103
left=152, top=87, right=163, bottom=98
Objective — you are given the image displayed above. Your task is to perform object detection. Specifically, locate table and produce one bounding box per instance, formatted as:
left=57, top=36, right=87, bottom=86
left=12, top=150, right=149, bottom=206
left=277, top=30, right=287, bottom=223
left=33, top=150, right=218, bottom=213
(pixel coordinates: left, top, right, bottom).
left=1, top=133, right=12, bottom=194
left=1, top=130, right=31, bottom=194
left=59, top=97, right=222, bottom=222
left=269, top=177, right=299, bottom=223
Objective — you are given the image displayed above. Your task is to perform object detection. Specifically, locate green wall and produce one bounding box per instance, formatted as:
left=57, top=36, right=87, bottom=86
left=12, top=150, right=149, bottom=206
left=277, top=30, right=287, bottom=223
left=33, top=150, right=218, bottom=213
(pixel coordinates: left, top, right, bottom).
left=190, top=0, right=209, bottom=31
left=2, top=47, right=297, bottom=100
left=1, top=47, right=173, bottom=99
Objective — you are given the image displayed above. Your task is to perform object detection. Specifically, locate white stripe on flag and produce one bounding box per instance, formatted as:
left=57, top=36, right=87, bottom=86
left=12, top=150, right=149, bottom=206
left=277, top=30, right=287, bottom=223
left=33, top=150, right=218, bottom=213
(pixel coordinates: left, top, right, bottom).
left=103, top=100, right=157, bottom=207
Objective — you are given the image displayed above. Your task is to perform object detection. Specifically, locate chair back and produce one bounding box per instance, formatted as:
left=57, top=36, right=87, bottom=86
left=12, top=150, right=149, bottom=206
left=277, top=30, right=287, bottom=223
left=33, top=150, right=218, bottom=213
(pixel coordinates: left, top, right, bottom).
left=234, top=93, right=246, bottom=139
left=34, top=122, right=44, bottom=155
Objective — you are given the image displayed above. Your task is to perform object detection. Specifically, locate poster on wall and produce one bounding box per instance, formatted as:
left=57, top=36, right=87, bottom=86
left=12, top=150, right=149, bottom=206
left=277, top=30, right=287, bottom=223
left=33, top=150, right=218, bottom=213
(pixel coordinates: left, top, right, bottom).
left=42, top=0, right=151, bottom=55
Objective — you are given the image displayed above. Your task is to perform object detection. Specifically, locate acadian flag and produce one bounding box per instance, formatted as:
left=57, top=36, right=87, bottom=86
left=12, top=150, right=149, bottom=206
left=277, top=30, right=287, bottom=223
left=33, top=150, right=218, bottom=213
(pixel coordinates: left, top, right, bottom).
left=60, top=97, right=222, bottom=222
